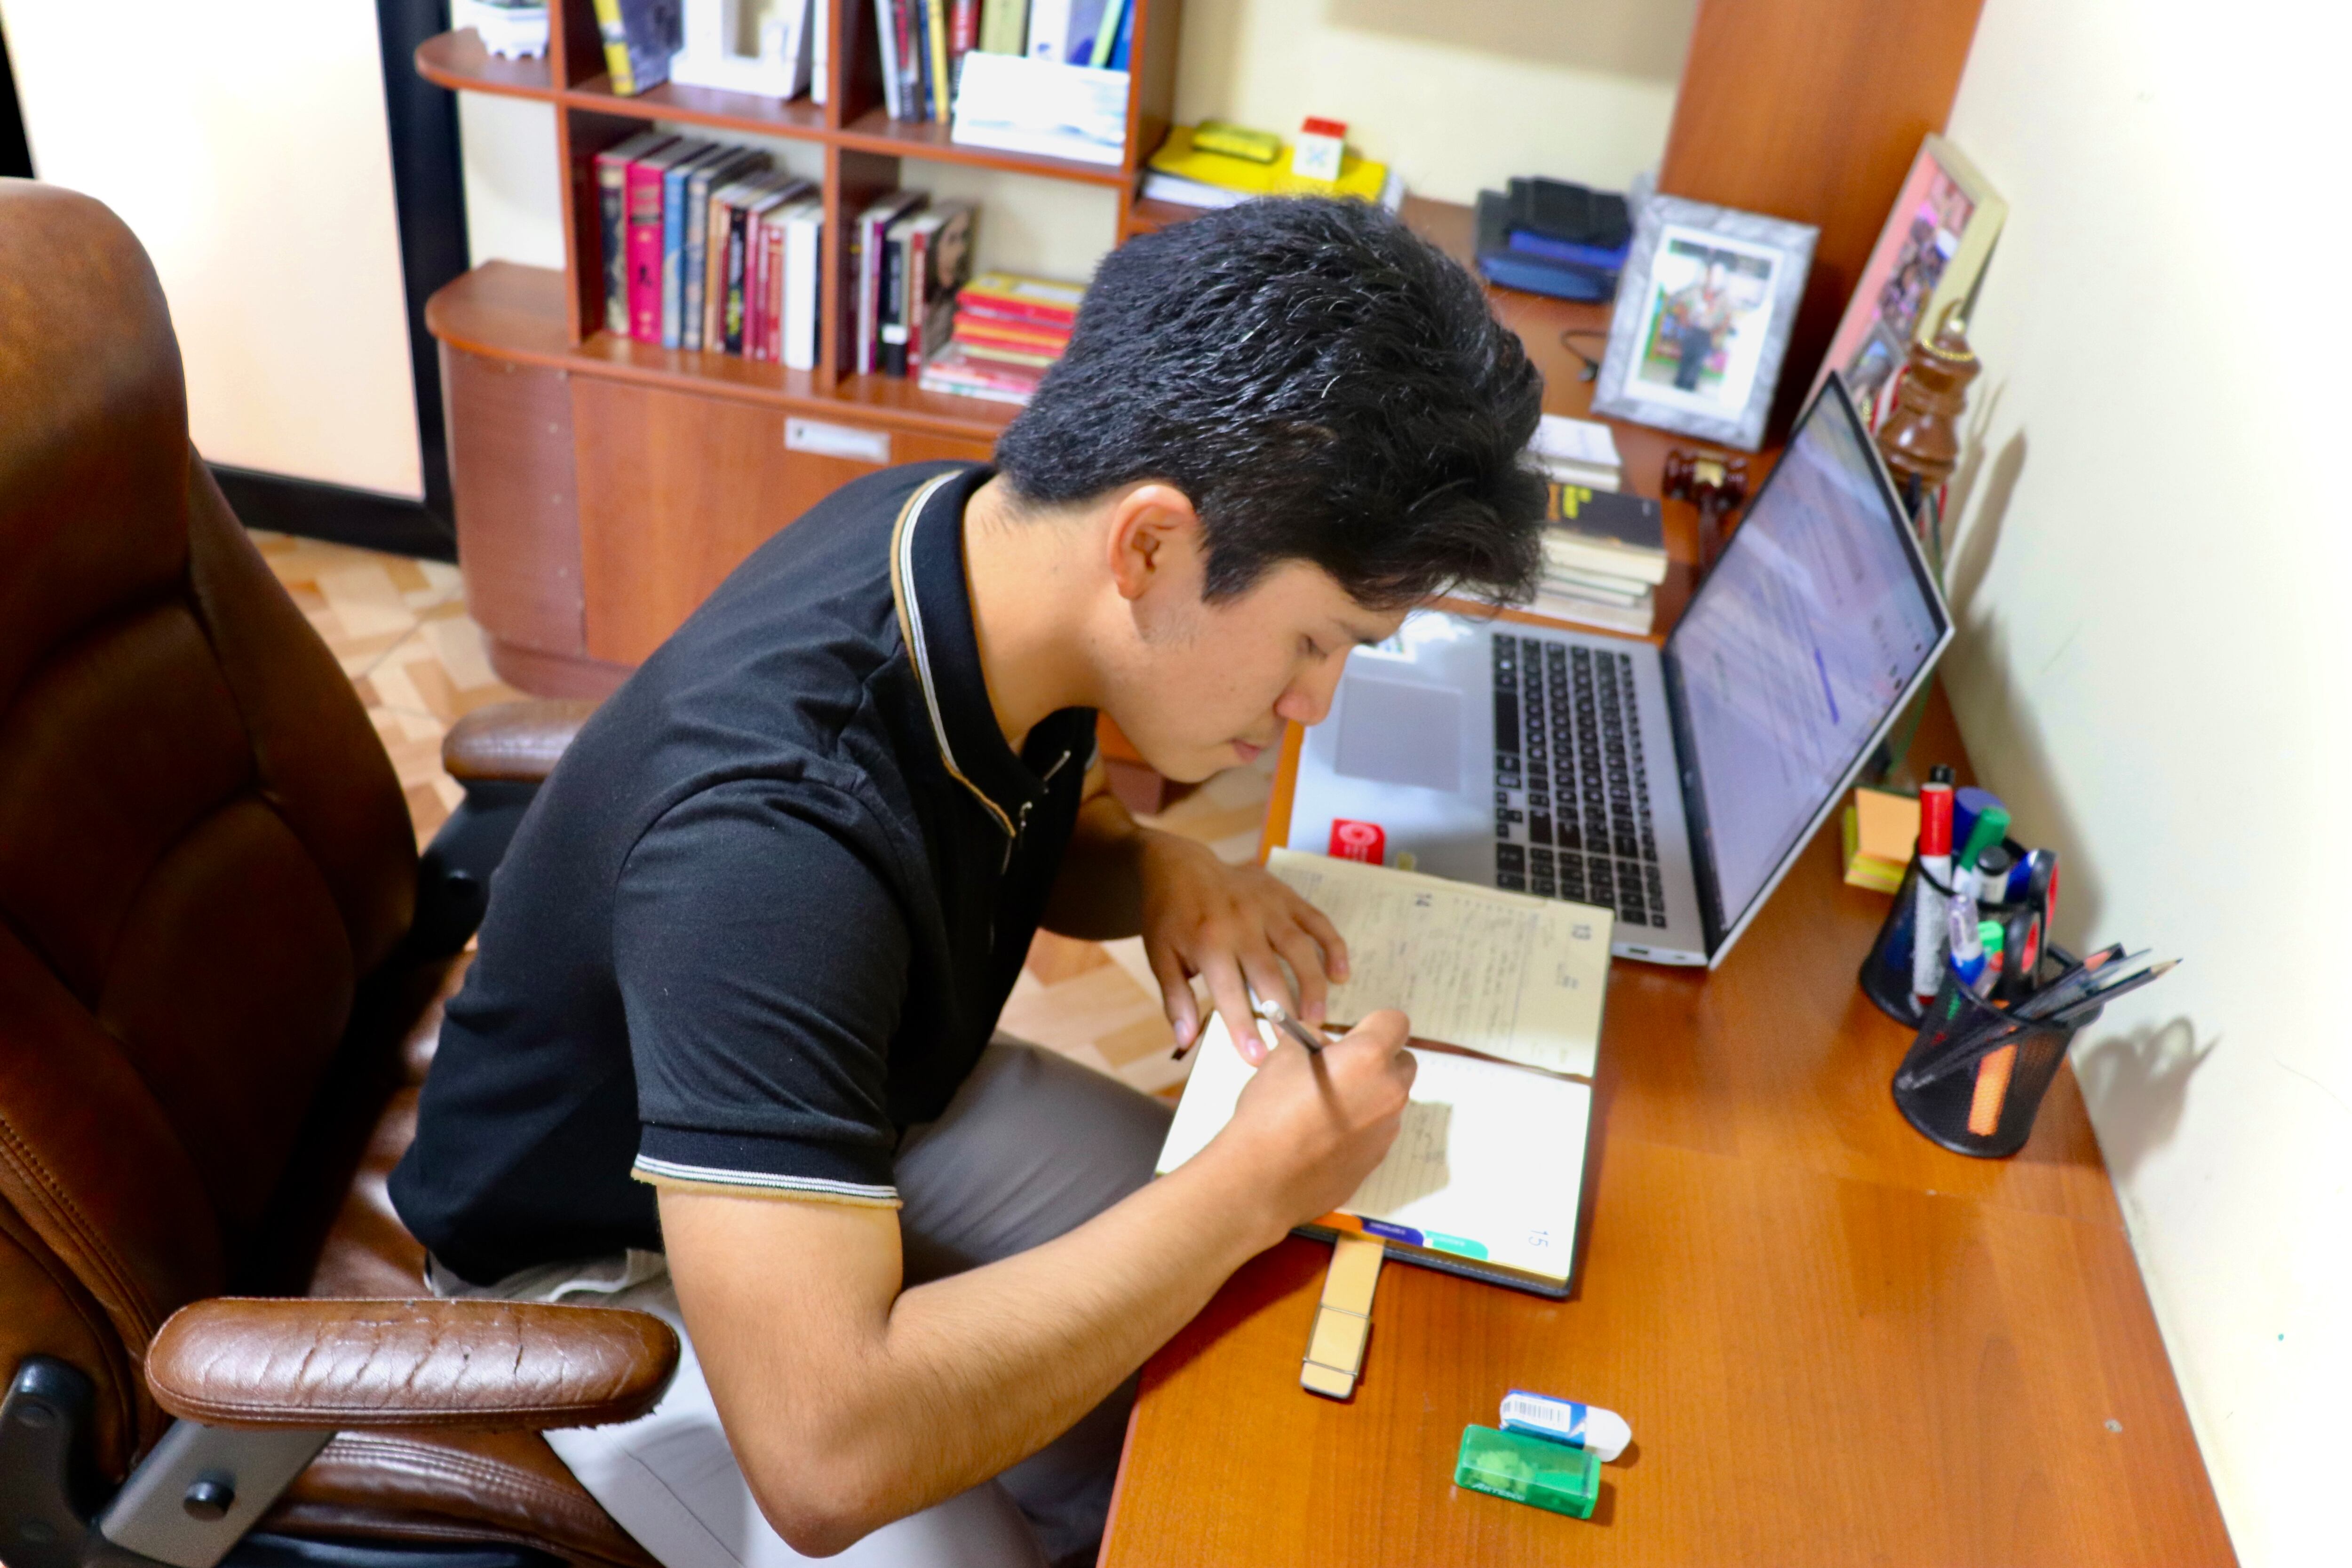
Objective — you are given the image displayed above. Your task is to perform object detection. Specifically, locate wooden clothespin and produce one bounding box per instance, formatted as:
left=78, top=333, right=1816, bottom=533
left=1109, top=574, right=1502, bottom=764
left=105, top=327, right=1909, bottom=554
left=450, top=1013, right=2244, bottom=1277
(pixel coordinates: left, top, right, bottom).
left=1300, top=1233, right=1384, bottom=1399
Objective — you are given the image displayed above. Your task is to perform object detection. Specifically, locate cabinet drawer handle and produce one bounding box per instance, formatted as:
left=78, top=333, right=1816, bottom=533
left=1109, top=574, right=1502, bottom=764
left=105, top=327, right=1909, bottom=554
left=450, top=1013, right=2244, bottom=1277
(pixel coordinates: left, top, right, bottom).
left=786, top=419, right=890, bottom=464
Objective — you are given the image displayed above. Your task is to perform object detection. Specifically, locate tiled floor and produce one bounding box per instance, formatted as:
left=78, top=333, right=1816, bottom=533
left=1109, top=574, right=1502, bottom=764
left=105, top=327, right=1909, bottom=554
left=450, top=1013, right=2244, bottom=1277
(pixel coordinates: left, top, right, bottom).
left=253, top=530, right=523, bottom=847
left=255, top=528, right=1272, bottom=1100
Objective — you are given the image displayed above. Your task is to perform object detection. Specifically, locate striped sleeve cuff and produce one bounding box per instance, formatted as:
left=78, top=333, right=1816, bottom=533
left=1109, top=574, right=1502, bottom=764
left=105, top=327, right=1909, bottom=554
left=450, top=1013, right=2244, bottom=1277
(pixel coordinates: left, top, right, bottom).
left=633, top=1125, right=901, bottom=1208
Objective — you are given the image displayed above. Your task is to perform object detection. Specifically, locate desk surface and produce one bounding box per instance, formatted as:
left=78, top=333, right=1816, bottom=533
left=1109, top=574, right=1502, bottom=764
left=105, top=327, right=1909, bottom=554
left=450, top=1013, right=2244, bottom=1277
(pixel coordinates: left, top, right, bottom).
left=1097, top=251, right=2236, bottom=1566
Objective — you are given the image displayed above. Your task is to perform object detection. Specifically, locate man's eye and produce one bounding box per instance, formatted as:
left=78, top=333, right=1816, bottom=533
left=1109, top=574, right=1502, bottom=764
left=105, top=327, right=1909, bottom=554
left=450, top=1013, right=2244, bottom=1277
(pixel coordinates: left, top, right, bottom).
left=1302, top=637, right=1326, bottom=661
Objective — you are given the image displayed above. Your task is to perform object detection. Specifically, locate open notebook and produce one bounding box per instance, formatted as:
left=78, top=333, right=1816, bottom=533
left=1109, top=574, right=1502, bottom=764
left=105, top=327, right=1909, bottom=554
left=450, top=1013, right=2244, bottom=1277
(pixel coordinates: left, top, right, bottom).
left=1155, top=850, right=1614, bottom=1297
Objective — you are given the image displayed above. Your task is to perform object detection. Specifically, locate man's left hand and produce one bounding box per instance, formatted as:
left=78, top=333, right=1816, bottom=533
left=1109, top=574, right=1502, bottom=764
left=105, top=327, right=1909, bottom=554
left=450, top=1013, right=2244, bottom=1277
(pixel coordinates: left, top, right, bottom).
left=1136, top=832, right=1349, bottom=1064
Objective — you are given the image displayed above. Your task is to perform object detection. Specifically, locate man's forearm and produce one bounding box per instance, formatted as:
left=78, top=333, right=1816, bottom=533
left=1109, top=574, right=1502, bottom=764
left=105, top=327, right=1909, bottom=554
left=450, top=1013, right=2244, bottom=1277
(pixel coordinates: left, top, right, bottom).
left=673, top=1155, right=1278, bottom=1552
left=1039, top=788, right=1150, bottom=939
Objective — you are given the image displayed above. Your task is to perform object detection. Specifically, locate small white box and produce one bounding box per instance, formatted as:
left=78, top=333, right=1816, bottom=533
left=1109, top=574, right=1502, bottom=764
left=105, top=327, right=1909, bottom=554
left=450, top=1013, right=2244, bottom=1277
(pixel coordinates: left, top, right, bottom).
left=1292, top=117, right=1347, bottom=183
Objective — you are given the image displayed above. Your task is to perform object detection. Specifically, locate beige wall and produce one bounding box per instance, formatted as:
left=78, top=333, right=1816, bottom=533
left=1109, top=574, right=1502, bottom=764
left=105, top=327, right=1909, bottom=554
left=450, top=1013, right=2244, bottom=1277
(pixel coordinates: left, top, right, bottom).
left=1939, top=3, right=2350, bottom=1562
left=1175, top=0, right=1694, bottom=206
left=0, top=0, right=425, bottom=500
left=458, top=0, right=1693, bottom=283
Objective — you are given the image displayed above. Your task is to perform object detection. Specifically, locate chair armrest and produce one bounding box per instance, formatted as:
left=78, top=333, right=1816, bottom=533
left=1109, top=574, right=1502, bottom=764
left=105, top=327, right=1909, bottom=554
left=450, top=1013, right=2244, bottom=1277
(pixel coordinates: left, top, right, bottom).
left=145, top=1298, right=678, bottom=1433
left=441, top=698, right=599, bottom=785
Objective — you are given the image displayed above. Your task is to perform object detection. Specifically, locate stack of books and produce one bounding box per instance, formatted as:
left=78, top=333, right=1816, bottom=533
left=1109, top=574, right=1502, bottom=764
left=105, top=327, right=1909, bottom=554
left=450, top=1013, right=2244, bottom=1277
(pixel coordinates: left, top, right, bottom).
left=1141, top=125, right=1404, bottom=212
left=1529, top=486, right=1666, bottom=636
left=919, top=271, right=1084, bottom=404
left=595, top=131, right=827, bottom=370
left=1474, top=177, right=1632, bottom=302
left=1528, top=412, right=1621, bottom=493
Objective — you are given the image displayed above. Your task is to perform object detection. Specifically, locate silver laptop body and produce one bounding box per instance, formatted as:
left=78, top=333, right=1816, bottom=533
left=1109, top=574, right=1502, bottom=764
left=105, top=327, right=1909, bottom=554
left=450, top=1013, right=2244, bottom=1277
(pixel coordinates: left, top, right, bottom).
left=1286, top=376, right=1954, bottom=968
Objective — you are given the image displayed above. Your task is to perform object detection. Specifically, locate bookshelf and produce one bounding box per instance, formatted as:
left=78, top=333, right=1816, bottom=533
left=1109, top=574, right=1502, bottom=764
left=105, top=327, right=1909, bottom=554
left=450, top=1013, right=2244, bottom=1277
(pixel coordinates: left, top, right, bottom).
left=415, top=2, right=1184, bottom=692
left=421, top=0, right=1983, bottom=700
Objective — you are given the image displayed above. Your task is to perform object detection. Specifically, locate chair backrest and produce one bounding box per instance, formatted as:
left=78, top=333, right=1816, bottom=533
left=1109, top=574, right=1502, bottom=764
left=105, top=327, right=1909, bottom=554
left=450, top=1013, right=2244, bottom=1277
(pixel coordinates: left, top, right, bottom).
left=0, top=181, right=417, bottom=1470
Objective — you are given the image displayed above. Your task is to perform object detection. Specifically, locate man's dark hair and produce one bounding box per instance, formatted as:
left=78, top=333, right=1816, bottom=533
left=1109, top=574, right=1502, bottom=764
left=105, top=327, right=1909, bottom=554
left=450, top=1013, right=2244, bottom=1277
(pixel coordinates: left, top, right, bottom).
left=993, top=198, right=1547, bottom=608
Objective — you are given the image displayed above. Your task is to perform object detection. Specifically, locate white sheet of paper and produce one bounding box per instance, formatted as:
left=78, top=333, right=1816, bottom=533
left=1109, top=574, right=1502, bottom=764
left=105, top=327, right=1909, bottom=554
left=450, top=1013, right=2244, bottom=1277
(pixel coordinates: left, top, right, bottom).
left=1155, top=1016, right=1591, bottom=1283
left=1266, top=848, right=1612, bottom=1079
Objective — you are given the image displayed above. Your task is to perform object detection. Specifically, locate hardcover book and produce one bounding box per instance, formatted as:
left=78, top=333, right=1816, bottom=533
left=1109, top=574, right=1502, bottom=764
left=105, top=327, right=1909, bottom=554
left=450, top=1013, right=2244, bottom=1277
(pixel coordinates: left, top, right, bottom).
left=682, top=148, right=766, bottom=350
left=628, top=139, right=712, bottom=342
left=660, top=142, right=725, bottom=348
left=592, top=0, right=683, bottom=95
left=780, top=201, right=825, bottom=371
left=594, top=130, right=675, bottom=335
left=904, top=201, right=975, bottom=374
left=956, top=269, right=1082, bottom=327
left=1543, top=485, right=1668, bottom=586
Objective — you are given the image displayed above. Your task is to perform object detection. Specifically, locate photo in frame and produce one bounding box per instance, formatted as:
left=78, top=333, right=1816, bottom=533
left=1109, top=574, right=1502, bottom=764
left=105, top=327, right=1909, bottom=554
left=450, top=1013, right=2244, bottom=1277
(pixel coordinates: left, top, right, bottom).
left=1592, top=195, right=1817, bottom=452
left=1807, top=134, right=2007, bottom=423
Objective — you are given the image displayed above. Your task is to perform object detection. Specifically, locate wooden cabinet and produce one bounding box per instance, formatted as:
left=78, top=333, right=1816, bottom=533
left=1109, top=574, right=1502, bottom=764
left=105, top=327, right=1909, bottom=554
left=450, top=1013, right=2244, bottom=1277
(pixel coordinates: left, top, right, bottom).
left=573, top=378, right=988, bottom=666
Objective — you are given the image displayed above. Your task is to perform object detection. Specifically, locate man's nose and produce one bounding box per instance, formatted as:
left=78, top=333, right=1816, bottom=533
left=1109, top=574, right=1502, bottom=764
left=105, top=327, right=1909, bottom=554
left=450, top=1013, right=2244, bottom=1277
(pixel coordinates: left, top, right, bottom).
left=1275, top=668, right=1342, bottom=728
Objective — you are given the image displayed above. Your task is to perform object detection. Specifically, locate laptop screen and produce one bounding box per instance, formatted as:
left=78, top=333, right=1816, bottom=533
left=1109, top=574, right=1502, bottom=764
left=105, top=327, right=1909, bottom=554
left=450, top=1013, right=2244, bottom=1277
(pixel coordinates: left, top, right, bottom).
left=1665, top=377, right=1949, bottom=946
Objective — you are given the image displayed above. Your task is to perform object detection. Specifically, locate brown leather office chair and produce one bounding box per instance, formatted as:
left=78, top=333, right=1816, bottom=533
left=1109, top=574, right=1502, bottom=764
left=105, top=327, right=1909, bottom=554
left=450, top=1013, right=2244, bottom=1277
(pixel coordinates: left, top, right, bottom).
left=0, top=180, right=668, bottom=1568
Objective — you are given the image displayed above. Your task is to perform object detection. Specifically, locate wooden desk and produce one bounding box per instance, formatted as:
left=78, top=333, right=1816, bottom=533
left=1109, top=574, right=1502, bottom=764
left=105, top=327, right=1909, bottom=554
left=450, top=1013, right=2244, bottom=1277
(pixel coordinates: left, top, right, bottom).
left=1098, top=687, right=2233, bottom=1565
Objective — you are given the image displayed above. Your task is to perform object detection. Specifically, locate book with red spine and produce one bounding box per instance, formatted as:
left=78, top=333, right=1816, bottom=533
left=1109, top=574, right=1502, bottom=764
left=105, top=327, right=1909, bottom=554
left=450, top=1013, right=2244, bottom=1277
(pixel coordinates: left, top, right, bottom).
left=953, top=315, right=1071, bottom=352
left=595, top=131, right=675, bottom=335
left=956, top=270, right=1083, bottom=329
left=628, top=139, right=710, bottom=341
left=918, top=339, right=1046, bottom=403
left=745, top=201, right=771, bottom=361
left=763, top=207, right=790, bottom=362
left=957, top=339, right=1060, bottom=368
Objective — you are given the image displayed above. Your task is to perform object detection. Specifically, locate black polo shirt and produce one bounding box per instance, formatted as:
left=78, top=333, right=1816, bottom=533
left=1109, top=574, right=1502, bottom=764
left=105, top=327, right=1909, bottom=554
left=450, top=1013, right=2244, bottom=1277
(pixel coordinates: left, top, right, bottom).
left=389, top=462, right=1097, bottom=1286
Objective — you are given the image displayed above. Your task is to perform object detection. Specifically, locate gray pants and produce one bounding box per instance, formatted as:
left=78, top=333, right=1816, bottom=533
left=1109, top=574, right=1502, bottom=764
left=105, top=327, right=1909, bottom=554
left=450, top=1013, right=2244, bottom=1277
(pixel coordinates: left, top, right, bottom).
left=443, top=1043, right=1173, bottom=1568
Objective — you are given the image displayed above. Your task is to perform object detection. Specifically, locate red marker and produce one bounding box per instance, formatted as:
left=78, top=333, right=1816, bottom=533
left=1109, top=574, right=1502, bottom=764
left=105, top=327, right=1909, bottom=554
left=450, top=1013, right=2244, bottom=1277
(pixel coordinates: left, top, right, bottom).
left=1910, top=767, right=1955, bottom=1003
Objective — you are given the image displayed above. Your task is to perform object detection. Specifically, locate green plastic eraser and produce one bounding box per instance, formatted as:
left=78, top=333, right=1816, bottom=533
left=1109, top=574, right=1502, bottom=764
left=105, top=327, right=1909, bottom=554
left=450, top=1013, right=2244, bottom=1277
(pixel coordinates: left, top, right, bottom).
left=1453, top=1424, right=1600, bottom=1520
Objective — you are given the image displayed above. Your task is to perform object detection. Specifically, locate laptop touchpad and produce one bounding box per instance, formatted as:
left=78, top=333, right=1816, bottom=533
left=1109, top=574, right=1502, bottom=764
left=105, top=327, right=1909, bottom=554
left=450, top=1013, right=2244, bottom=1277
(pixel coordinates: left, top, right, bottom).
left=1334, top=678, right=1462, bottom=792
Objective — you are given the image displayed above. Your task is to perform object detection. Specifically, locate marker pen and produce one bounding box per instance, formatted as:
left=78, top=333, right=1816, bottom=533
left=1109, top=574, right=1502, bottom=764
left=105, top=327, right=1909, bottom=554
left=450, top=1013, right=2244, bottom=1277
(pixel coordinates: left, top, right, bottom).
left=1952, top=786, right=2002, bottom=858
left=1956, top=798, right=2010, bottom=878
left=1910, top=766, right=1956, bottom=1004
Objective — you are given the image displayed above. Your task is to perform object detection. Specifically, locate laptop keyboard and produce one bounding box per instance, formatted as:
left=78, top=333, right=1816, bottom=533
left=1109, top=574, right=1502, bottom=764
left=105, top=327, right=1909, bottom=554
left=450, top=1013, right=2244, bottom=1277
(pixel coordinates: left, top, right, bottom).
left=1491, top=633, right=1669, bottom=929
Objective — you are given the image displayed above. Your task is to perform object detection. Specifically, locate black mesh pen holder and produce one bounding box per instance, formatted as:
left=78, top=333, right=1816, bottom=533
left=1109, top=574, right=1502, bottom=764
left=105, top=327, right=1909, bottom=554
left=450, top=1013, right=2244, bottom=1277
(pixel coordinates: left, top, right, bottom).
left=1857, top=840, right=2029, bottom=1026
left=1891, top=963, right=2096, bottom=1158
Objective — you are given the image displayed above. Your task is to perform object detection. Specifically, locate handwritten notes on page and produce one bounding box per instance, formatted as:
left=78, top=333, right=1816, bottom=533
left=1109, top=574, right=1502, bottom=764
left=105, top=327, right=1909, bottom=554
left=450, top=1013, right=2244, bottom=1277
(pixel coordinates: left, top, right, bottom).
left=1155, top=1015, right=1592, bottom=1286
left=1266, top=848, right=1613, bottom=1079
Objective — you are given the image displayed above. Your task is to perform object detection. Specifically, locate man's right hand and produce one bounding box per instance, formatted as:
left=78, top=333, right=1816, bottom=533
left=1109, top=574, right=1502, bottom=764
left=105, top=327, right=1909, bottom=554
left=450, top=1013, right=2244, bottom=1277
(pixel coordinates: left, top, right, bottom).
left=1202, top=1008, right=1416, bottom=1243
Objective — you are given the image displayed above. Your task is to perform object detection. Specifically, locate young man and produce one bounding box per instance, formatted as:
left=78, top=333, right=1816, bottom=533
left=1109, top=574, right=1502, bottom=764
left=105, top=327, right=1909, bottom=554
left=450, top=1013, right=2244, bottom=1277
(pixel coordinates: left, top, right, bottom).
left=390, top=197, right=1545, bottom=1568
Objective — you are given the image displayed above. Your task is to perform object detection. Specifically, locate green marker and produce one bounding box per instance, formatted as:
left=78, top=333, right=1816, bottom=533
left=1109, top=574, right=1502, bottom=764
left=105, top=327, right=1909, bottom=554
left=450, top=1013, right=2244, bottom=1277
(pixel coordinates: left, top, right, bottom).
left=1454, top=1425, right=1600, bottom=1520
left=1955, top=799, right=2010, bottom=874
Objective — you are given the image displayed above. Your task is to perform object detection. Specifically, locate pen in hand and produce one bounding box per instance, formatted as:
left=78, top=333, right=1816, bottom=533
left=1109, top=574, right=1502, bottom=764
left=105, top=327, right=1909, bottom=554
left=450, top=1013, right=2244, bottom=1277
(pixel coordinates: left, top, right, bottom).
left=1254, top=995, right=1327, bottom=1055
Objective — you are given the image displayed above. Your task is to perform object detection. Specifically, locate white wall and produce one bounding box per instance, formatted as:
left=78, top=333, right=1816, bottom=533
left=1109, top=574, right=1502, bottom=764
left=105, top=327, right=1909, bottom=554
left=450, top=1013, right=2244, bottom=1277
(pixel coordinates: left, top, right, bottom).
left=1938, top=4, right=2351, bottom=1562
left=457, top=0, right=1693, bottom=283
left=0, top=0, right=424, bottom=500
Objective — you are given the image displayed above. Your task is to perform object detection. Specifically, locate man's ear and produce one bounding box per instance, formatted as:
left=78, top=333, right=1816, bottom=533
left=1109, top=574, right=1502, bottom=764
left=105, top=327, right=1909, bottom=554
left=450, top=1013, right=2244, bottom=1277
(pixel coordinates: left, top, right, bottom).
left=1104, top=483, right=1203, bottom=604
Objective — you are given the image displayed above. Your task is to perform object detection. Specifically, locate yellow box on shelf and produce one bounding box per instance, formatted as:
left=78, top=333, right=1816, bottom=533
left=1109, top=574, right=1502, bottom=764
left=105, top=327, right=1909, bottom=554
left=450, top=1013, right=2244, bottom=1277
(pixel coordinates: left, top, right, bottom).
left=1144, top=125, right=1398, bottom=208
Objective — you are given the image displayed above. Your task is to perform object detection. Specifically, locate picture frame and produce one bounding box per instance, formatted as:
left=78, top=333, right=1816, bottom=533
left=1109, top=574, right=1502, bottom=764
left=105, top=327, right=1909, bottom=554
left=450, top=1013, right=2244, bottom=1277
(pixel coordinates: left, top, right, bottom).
left=1591, top=194, right=1817, bottom=453
left=1807, top=134, right=2007, bottom=423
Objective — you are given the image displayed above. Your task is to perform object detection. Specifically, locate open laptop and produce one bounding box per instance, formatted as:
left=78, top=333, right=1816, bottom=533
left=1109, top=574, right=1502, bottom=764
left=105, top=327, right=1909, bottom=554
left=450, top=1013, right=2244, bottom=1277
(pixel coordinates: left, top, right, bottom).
left=1279, top=375, right=1953, bottom=967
